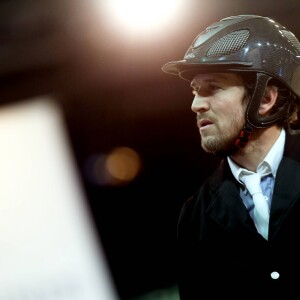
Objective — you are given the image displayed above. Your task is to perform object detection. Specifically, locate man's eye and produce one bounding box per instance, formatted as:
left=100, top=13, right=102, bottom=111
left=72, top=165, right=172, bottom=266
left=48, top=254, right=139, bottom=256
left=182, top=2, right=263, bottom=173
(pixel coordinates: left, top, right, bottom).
left=208, top=84, right=221, bottom=91
left=192, top=85, right=222, bottom=96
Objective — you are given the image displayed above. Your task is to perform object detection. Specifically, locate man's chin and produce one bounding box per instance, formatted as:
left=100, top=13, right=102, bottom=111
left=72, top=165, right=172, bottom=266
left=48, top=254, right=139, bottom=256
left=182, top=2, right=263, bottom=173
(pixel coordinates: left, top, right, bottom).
left=201, top=137, right=238, bottom=157
left=201, top=137, right=220, bottom=153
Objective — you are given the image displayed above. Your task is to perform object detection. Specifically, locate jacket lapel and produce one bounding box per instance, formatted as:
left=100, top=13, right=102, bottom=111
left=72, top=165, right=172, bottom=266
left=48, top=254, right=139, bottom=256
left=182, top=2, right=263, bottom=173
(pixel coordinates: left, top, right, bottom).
left=206, top=161, right=258, bottom=236
left=269, top=156, right=300, bottom=239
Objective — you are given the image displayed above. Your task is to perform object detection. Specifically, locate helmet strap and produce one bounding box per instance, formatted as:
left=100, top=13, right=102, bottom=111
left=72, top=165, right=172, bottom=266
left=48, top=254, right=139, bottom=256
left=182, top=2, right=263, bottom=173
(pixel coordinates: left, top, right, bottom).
left=215, top=124, right=254, bottom=158
left=234, top=123, right=254, bottom=148
left=245, top=73, right=271, bottom=128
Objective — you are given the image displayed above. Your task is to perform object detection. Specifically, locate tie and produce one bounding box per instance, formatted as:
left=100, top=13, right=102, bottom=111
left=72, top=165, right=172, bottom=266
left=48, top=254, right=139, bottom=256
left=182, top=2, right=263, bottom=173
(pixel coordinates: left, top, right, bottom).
left=240, top=172, right=270, bottom=240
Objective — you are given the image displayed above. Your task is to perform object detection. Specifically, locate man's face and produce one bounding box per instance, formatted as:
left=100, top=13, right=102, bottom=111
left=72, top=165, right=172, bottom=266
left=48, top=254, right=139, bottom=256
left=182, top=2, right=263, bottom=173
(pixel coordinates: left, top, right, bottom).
left=190, top=72, right=247, bottom=155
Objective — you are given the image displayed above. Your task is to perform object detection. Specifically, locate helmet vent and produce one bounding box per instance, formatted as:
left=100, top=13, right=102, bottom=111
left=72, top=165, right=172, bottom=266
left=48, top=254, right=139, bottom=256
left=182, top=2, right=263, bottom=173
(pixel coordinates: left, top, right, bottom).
left=207, top=29, right=250, bottom=57
left=280, top=30, right=300, bottom=52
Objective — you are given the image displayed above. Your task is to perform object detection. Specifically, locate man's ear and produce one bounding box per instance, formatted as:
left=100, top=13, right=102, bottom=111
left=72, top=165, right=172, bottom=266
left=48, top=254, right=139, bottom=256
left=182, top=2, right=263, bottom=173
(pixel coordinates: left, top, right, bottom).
left=259, top=85, right=278, bottom=116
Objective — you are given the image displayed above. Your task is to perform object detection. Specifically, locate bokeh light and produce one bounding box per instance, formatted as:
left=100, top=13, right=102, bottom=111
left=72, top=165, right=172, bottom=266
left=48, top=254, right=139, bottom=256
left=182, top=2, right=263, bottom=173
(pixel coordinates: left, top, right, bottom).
left=106, top=147, right=141, bottom=183
left=101, top=0, right=184, bottom=33
left=85, top=147, right=142, bottom=186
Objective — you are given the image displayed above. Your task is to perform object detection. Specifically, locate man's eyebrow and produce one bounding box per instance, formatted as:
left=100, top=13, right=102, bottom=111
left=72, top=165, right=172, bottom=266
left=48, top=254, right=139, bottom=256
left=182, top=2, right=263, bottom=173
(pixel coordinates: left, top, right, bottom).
left=190, top=78, right=223, bottom=89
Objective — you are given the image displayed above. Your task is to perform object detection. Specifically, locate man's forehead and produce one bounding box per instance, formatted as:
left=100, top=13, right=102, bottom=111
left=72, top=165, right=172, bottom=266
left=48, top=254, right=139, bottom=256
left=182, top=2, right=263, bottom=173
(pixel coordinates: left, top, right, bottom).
left=191, top=72, right=243, bottom=85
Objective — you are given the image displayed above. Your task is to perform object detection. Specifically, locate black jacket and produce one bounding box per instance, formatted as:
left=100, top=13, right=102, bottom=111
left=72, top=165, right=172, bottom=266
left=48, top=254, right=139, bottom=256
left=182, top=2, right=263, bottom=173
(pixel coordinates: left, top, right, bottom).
left=177, top=134, right=300, bottom=299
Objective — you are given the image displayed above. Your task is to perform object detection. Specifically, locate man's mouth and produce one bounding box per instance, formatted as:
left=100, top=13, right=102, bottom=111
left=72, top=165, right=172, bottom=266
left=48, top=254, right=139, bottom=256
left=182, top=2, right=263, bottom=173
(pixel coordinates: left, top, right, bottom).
left=198, top=119, right=213, bottom=128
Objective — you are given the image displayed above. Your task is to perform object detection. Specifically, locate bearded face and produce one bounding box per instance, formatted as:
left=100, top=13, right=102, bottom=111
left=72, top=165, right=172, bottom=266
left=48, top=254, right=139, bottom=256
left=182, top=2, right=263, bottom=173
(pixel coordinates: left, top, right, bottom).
left=191, top=73, right=248, bottom=155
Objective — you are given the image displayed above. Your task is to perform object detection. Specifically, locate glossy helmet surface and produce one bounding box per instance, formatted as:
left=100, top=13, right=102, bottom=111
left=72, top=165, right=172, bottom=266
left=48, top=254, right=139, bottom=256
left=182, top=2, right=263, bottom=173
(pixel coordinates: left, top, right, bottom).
left=162, top=15, right=300, bottom=128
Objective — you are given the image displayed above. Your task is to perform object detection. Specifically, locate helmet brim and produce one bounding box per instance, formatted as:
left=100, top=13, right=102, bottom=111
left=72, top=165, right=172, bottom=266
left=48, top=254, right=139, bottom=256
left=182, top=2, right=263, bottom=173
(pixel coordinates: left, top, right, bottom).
left=162, top=60, right=253, bottom=81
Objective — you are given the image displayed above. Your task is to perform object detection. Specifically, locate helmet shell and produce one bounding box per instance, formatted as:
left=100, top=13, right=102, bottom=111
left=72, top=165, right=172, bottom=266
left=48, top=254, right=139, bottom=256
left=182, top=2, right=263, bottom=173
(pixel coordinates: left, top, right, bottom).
left=162, top=15, right=300, bottom=98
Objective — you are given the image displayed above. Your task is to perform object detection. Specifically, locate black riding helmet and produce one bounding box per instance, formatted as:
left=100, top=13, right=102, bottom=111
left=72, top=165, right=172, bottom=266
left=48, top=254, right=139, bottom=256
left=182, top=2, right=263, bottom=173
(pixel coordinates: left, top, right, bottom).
left=162, top=15, right=300, bottom=132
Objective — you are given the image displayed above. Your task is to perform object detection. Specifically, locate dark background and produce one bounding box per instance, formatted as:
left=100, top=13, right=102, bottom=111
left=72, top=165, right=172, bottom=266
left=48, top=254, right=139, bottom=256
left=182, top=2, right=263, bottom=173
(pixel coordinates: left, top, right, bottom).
left=1, top=1, right=300, bottom=299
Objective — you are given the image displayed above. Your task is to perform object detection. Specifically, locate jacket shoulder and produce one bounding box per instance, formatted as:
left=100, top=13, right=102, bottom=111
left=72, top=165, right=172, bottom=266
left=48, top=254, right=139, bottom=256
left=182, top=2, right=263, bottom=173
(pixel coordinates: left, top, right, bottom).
left=179, top=159, right=234, bottom=218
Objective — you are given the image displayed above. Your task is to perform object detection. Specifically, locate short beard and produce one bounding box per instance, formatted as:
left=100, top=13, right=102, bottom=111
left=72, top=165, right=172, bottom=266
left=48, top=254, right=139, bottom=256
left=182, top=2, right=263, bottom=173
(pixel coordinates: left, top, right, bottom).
left=198, top=97, right=248, bottom=157
left=201, top=125, right=245, bottom=157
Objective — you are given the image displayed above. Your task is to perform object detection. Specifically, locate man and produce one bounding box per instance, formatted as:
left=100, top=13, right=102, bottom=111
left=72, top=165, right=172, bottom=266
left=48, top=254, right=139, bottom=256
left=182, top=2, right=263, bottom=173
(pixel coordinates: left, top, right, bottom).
left=162, top=15, right=300, bottom=299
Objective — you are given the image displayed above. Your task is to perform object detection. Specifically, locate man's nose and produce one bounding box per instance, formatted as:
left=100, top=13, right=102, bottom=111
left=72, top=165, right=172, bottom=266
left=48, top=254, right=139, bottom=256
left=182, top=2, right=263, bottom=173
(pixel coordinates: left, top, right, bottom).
left=191, top=94, right=210, bottom=113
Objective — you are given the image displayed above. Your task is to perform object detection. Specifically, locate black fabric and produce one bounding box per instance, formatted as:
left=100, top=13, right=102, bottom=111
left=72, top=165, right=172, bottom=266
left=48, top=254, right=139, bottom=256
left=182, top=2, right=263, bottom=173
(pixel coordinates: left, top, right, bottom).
left=177, top=133, right=300, bottom=299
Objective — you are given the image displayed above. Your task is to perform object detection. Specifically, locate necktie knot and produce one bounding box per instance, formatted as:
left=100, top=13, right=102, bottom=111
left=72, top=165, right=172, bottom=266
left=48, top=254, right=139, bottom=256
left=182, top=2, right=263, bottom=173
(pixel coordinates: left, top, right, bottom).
left=241, top=172, right=262, bottom=196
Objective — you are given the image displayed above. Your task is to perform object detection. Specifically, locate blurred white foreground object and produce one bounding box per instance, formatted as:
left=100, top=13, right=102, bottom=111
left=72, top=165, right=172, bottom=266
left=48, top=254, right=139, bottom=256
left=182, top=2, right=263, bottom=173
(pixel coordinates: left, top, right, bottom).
left=0, top=96, right=119, bottom=300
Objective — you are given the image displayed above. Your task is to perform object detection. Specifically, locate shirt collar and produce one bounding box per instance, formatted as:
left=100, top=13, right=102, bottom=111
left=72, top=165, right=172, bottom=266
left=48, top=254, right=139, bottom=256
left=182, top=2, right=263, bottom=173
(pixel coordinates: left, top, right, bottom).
left=258, top=128, right=285, bottom=178
left=227, top=128, right=286, bottom=184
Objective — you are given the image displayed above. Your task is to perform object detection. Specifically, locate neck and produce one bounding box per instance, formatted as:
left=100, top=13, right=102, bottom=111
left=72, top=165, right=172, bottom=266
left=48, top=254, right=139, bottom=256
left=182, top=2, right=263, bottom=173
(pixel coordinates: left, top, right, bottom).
left=230, top=125, right=282, bottom=172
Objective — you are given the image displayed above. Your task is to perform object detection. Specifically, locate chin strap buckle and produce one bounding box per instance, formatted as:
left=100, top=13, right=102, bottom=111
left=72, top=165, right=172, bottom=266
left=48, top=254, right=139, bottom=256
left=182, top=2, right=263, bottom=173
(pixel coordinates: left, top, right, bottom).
left=235, top=124, right=253, bottom=148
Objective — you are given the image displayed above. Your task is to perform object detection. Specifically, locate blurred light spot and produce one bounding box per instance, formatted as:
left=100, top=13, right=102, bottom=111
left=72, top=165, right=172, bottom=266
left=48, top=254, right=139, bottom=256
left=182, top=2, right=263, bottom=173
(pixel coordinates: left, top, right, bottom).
left=106, top=147, right=141, bottom=183
left=101, top=0, right=184, bottom=33
left=85, top=147, right=142, bottom=186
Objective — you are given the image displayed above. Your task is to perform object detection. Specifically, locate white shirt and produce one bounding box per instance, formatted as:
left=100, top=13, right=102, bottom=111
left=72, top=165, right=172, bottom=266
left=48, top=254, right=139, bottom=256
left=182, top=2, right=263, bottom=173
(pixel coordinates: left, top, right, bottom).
left=227, top=129, right=285, bottom=216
